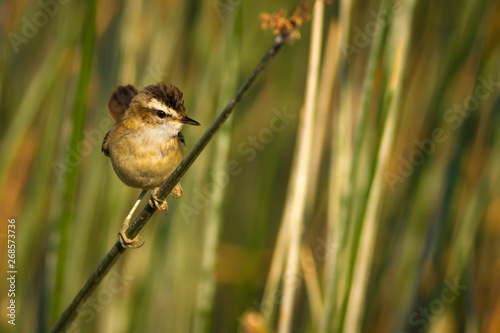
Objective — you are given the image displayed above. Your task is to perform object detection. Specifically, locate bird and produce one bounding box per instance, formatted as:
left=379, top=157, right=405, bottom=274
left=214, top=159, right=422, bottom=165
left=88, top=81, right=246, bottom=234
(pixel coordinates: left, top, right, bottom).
left=102, top=82, right=200, bottom=248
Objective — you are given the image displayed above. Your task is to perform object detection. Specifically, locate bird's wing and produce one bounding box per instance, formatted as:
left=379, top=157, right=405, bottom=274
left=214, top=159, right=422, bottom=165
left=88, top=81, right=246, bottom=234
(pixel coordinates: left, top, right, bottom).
left=101, top=129, right=111, bottom=156
left=178, top=131, right=186, bottom=149
left=107, top=84, right=139, bottom=122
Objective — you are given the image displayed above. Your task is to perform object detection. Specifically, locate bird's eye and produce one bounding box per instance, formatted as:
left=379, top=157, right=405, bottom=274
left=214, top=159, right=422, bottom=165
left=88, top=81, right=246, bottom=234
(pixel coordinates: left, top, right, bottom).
left=156, top=110, right=167, bottom=118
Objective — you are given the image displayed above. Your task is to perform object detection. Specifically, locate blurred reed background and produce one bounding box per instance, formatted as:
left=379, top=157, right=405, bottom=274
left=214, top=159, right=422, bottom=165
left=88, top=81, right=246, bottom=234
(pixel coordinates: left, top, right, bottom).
left=1, top=0, right=499, bottom=332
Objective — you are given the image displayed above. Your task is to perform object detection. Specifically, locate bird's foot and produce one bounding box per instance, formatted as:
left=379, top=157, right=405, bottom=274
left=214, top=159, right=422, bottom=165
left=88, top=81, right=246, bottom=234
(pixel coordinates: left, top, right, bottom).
left=150, top=188, right=168, bottom=214
left=118, top=217, right=144, bottom=249
left=170, top=182, right=183, bottom=198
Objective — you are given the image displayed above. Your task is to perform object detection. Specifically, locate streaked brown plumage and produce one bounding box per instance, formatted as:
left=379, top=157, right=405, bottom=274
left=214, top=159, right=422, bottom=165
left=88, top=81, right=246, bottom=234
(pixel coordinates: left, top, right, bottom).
left=102, top=82, right=200, bottom=248
left=102, top=82, right=199, bottom=190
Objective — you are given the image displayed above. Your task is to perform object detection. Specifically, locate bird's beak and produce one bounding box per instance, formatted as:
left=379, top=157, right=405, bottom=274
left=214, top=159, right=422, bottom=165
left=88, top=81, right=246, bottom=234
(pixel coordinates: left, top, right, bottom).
left=178, top=116, right=201, bottom=126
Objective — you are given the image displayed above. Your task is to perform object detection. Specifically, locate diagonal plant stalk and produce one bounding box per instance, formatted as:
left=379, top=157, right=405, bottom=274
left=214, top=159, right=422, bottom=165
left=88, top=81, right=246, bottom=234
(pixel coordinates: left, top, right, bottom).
left=50, top=34, right=288, bottom=333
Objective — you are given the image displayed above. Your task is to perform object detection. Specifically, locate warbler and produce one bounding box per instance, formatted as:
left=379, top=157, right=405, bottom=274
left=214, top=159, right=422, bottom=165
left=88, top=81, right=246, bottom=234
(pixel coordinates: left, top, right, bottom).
left=102, top=82, right=200, bottom=248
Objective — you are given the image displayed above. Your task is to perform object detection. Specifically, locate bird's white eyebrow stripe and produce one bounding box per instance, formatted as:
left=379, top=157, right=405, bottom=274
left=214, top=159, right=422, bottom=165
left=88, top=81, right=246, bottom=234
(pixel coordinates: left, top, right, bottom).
left=146, top=99, right=173, bottom=114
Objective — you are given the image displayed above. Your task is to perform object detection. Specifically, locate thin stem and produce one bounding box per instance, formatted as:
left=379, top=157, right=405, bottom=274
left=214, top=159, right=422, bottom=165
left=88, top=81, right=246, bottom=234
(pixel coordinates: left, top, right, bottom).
left=193, top=14, right=240, bottom=332
left=51, top=0, right=98, bottom=323
left=300, top=246, right=323, bottom=330
left=50, top=35, right=286, bottom=333
left=278, top=2, right=324, bottom=332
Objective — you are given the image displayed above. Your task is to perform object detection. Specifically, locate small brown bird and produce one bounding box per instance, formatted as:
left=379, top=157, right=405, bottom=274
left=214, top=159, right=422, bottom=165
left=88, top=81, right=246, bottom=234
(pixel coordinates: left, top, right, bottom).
left=102, top=82, right=200, bottom=248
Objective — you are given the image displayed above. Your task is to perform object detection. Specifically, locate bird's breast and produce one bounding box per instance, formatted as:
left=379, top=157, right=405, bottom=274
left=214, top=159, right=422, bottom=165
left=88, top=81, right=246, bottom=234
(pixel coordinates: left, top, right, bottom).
left=107, top=127, right=184, bottom=189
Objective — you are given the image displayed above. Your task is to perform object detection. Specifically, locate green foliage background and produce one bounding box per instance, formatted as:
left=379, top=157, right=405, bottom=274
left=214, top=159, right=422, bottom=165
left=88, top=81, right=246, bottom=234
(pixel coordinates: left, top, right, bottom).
left=0, top=0, right=499, bottom=332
